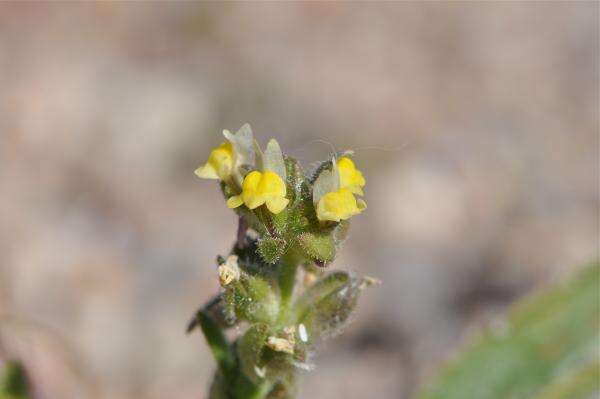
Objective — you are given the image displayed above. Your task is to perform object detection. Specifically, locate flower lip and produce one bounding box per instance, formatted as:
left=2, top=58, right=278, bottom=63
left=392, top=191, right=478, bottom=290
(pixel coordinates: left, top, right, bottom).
left=316, top=187, right=366, bottom=222
left=227, top=170, right=289, bottom=214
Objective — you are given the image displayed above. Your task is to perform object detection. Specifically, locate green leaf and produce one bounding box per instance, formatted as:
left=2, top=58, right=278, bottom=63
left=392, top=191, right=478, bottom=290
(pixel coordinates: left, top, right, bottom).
left=241, top=275, right=280, bottom=324
left=296, top=272, right=360, bottom=341
left=196, top=311, right=236, bottom=381
left=0, top=361, right=30, bottom=399
left=414, top=261, right=600, bottom=399
left=292, top=271, right=350, bottom=324
left=531, top=362, right=599, bottom=399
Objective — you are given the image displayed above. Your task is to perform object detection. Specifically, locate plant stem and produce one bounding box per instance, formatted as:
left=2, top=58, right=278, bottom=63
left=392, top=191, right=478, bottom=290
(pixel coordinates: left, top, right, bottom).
left=277, top=253, right=299, bottom=326
left=247, top=381, right=274, bottom=399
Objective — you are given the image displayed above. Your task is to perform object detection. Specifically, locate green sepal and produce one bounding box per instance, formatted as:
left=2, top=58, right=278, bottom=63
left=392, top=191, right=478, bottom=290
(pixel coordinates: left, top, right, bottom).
left=332, top=220, right=350, bottom=245
left=284, top=157, right=305, bottom=205
left=258, top=236, right=287, bottom=264
left=297, top=232, right=336, bottom=264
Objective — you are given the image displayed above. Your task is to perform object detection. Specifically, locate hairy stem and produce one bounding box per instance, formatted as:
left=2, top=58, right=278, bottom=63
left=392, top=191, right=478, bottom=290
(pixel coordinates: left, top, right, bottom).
left=277, top=253, right=299, bottom=325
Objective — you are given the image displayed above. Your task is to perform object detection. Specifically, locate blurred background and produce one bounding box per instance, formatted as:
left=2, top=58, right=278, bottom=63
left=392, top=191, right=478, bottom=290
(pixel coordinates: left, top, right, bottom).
left=0, top=2, right=598, bottom=399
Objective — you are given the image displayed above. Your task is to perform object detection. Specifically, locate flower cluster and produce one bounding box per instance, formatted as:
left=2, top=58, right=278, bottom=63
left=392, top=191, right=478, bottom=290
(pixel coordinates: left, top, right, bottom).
left=196, top=124, right=366, bottom=224
left=190, top=124, right=374, bottom=399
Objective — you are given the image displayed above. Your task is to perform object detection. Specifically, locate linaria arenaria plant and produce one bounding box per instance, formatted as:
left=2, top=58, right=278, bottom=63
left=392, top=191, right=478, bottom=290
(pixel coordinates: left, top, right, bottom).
left=188, top=124, right=377, bottom=399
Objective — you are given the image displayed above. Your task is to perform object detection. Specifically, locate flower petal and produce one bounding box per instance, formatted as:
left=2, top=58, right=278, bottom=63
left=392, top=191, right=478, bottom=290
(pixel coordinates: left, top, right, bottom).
left=265, top=197, right=289, bottom=214
left=259, top=171, right=287, bottom=198
left=337, top=156, right=366, bottom=196
left=312, top=159, right=340, bottom=205
left=223, top=124, right=255, bottom=168
left=241, top=171, right=265, bottom=209
left=227, top=195, right=244, bottom=209
left=263, top=139, right=287, bottom=181
left=195, top=163, right=219, bottom=179
left=316, top=188, right=361, bottom=222
left=195, top=142, right=233, bottom=180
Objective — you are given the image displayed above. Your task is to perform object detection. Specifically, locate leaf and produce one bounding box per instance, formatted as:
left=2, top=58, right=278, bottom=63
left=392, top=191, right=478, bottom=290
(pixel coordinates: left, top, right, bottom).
left=295, top=272, right=360, bottom=341
left=195, top=310, right=236, bottom=381
left=531, top=362, right=599, bottom=399
left=0, top=361, right=30, bottom=399
left=414, top=261, right=600, bottom=399
left=292, top=271, right=350, bottom=324
left=241, top=274, right=280, bottom=324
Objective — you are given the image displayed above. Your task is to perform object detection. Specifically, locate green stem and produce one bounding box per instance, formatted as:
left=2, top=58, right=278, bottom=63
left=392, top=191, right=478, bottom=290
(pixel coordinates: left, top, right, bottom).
left=248, top=381, right=274, bottom=399
left=278, top=253, right=299, bottom=325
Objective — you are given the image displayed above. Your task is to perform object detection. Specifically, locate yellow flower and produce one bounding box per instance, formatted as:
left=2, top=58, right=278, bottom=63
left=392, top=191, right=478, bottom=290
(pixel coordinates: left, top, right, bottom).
left=227, top=171, right=289, bottom=214
left=316, top=187, right=367, bottom=222
left=337, top=157, right=366, bottom=196
left=195, top=142, right=234, bottom=180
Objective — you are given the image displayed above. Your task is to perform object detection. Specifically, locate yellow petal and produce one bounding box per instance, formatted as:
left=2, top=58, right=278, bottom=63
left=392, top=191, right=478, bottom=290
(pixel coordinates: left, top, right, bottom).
left=316, top=188, right=362, bottom=222
left=266, top=197, right=289, bottom=214
left=234, top=170, right=289, bottom=213
left=258, top=171, right=287, bottom=198
left=337, top=157, right=366, bottom=196
left=195, top=164, right=219, bottom=179
left=241, top=171, right=265, bottom=209
left=227, top=195, right=244, bottom=209
left=197, top=142, right=234, bottom=181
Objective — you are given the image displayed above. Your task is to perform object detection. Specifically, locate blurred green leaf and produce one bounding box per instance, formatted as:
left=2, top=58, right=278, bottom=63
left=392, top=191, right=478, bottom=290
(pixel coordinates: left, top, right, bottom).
left=0, top=361, right=30, bottom=399
left=295, top=272, right=360, bottom=341
left=415, top=260, right=600, bottom=399
left=292, top=271, right=350, bottom=324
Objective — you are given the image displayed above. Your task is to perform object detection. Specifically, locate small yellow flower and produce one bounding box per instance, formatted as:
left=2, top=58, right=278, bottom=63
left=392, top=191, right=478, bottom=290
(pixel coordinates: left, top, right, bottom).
left=227, top=171, right=289, bottom=214
left=316, top=187, right=366, bottom=222
left=195, top=142, right=234, bottom=180
left=337, top=157, right=366, bottom=196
